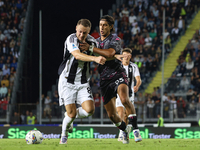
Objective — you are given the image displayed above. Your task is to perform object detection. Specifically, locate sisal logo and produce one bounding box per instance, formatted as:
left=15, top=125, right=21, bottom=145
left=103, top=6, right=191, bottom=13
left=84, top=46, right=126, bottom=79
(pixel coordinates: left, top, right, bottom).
left=7, top=128, right=60, bottom=139
left=174, top=128, right=200, bottom=139
left=68, top=128, right=116, bottom=139
left=8, top=128, right=38, bottom=139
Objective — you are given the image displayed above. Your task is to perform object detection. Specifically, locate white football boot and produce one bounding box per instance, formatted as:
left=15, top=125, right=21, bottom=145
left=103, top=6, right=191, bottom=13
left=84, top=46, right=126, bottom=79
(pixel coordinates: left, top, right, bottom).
left=118, top=130, right=123, bottom=141
left=133, top=129, right=142, bottom=143
left=122, top=125, right=132, bottom=144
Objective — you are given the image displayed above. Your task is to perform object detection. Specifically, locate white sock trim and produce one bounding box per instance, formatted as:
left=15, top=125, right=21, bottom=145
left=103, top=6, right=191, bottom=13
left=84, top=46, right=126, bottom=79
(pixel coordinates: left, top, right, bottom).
left=128, top=114, right=136, bottom=117
left=61, top=113, right=74, bottom=137
left=114, top=122, right=122, bottom=127
left=76, top=107, right=90, bottom=118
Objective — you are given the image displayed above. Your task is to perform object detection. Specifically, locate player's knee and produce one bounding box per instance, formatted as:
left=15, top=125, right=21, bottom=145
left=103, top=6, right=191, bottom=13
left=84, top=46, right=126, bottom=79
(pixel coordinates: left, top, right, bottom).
left=67, top=109, right=76, bottom=118
left=120, top=97, right=129, bottom=105
left=86, top=107, right=95, bottom=115
left=84, top=105, right=95, bottom=115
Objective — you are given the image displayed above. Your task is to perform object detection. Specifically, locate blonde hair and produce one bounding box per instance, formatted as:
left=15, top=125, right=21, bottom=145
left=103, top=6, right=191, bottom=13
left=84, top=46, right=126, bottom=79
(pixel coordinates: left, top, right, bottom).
left=122, top=48, right=132, bottom=54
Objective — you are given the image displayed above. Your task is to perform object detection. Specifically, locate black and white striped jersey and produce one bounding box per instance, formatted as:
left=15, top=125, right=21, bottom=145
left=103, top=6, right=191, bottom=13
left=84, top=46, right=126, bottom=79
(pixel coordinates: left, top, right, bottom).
left=58, top=33, right=97, bottom=84
left=123, top=62, right=140, bottom=97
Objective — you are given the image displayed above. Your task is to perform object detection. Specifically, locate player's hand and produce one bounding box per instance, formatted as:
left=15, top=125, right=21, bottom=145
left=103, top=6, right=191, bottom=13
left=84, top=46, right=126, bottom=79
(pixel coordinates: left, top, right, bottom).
left=95, top=56, right=106, bottom=65
left=79, top=43, right=90, bottom=52
left=114, top=54, right=123, bottom=61
left=134, top=86, right=139, bottom=93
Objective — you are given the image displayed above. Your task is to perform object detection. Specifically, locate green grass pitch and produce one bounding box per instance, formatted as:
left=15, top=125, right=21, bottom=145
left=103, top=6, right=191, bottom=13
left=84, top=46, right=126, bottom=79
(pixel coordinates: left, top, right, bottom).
left=0, top=139, right=200, bottom=150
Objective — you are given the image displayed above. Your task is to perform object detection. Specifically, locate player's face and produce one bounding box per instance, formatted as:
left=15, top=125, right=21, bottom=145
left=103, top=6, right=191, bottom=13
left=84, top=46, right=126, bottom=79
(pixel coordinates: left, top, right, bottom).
left=122, top=52, right=131, bottom=63
left=76, top=24, right=90, bottom=42
left=99, top=20, right=113, bottom=37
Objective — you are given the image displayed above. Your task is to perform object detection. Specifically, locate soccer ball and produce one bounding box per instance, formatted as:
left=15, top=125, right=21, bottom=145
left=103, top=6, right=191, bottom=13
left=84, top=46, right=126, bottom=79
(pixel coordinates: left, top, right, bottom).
left=25, top=130, right=43, bottom=144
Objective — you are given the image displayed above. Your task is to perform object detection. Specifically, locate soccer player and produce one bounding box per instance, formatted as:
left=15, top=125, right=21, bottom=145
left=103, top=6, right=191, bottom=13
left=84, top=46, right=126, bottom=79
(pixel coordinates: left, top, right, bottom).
left=116, top=48, right=142, bottom=142
left=58, top=19, right=106, bottom=144
left=79, top=15, right=142, bottom=143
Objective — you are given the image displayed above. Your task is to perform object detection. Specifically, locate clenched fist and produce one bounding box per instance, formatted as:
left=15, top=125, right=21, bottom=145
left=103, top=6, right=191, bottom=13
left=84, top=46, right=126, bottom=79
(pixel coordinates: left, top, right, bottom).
left=95, top=56, right=106, bottom=65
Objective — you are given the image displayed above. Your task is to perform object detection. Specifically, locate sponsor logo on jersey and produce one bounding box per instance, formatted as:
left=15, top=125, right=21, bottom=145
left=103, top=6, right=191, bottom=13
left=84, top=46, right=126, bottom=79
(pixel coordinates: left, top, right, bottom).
left=72, top=44, right=78, bottom=49
left=88, top=95, right=93, bottom=99
left=100, top=43, right=104, bottom=48
left=115, top=38, right=120, bottom=40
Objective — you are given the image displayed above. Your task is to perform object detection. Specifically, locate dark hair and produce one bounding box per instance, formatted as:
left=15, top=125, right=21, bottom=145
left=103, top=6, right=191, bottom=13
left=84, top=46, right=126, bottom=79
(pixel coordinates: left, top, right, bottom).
left=100, top=15, right=114, bottom=32
left=122, top=48, right=132, bottom=54
left=77, top=19, right=91, bottom=28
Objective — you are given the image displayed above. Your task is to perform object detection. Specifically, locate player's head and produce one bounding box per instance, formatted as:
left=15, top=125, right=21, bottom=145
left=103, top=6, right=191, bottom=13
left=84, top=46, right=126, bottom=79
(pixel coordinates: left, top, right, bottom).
left=76, top=19, right=91, bottom=42
left=99, top=15, right=114, bottom=37
left=122, top=48, right=132, bottom=63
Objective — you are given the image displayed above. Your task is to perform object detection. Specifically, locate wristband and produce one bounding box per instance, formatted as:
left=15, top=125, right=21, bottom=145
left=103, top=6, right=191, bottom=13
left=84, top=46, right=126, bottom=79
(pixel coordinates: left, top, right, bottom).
left=89, top=45, right=94, bottom=52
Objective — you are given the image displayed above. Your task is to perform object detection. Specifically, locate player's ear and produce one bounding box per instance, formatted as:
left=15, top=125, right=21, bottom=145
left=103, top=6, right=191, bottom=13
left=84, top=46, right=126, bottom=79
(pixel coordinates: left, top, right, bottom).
left=110, top=24, right=114, bottom=31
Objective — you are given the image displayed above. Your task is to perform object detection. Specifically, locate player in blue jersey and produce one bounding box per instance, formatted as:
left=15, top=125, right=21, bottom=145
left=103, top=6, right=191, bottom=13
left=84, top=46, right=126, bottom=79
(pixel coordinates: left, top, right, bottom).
left=80, top=15, right=142, bottom=143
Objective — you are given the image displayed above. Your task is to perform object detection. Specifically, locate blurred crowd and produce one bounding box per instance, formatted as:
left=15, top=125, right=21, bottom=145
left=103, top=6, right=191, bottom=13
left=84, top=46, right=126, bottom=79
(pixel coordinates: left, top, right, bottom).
left=0, top=0, right=28, bottom=118
left=89, top=0, right=200, bottom=119
left=11, top=110, right=36, bottom=125
left=3, top=0, right=200, bottom=121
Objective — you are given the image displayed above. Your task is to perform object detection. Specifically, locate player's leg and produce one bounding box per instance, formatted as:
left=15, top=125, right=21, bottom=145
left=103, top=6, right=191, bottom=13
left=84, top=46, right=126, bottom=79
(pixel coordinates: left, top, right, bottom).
left=76, top=83, right=95, bottom=118
left=116, top=96, right=125, bottom=141
left=60, top=104, right=76, bottom=144
left=124, top=112, right=128, bottom=124
left=104, top=97, right=131, bottom=144
left=117, top=84, right=142, bottom=142
left=58, top=76, right=77, bottom=144
left=104, top=97, right=121, bottom=123
left=77, top=100, right=95, bottom=118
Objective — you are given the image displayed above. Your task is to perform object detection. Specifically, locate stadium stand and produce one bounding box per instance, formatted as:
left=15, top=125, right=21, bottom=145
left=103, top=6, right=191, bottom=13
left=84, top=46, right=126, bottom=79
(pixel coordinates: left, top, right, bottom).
left=0, top=0, right=28, bottom=121
left=42, top=0, right=200, bottom=124
left=3, top=0, right=198, bottom=124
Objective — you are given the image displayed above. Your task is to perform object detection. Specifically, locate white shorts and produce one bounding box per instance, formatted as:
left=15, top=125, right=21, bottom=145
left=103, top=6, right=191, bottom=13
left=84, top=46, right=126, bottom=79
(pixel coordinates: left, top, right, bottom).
left=116, top=94, right=134, bottom=108
left=58, top=74, right=93, bottom=106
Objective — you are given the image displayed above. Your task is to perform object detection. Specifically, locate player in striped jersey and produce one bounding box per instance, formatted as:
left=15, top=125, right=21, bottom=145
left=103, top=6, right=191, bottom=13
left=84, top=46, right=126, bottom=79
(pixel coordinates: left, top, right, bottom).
left=58, top=19, right=106, bottom=144
left=116, top=48, right=142, bottom=142
left=79, top=15, right=141, bottom=144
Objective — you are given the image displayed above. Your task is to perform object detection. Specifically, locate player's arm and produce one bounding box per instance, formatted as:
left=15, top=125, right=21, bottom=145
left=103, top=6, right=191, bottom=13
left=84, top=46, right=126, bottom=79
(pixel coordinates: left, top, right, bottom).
left=80, top=42, right=115, bottom=58
left=114, top=53, right=132, bottom=61
left=66, top=36, right=106, bottom=65
left=93, top=47, right=115, bottom=58
left=114, top=54, right=123, bottom=61
left=134, top=76, right=142, bottom=93
left=71, top=50, right=106, bottom=65
left=133, top=64, right=142, bottom=93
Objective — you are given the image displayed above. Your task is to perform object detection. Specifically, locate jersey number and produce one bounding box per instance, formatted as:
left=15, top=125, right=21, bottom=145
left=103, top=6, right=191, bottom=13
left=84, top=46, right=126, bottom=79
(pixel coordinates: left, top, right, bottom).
left=87, top=87, right=91, bottom=94
left=115, top=78, right=124, bottom=85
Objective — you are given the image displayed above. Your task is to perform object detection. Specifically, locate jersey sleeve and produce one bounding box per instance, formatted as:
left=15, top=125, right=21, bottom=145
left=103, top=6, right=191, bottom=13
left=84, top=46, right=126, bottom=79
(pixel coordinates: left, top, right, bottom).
left=133, top=64, right=140, bottom=77
left=108, top=36, right=122, bottom=54
left=87, top=35, right=100, bottom=56
left=66, top=35, right=79, bottom=53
